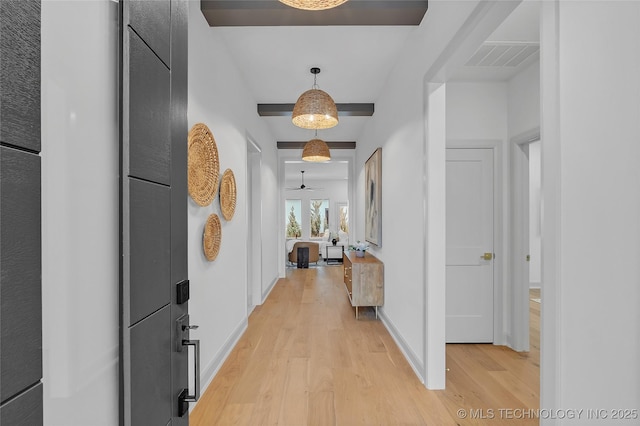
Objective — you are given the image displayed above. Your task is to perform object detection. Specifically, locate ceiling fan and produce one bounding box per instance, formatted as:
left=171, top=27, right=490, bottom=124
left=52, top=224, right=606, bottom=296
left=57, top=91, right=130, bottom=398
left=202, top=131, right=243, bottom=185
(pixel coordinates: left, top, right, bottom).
left=286, top=170, right=323, bottom=191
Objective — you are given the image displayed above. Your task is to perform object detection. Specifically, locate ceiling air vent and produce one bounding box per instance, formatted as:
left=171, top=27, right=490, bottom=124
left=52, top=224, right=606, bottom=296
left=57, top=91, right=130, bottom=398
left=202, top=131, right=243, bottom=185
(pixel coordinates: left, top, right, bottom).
left=465, top=42, right=539, bottom=68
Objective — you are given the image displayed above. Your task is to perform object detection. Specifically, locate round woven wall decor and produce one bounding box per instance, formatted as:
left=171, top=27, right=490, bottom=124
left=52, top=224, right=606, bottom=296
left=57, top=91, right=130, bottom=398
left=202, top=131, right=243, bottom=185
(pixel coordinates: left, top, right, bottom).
left=219, top=169, right=237, bottom=221
left=188, top=123, right=219, bottom=206
left=203, top=213, right=222, bottom=261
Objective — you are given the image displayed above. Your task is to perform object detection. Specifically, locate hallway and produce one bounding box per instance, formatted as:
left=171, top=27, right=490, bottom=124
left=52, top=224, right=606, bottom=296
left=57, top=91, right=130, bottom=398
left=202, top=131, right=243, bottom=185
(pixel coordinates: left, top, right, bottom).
left=191, top=266, right=539, bottom=425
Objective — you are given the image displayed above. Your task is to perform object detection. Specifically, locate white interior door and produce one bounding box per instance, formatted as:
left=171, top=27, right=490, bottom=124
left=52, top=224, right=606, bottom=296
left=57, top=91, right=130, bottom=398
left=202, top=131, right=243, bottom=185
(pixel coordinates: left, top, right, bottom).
left=446, top=148, right=494, bottom=343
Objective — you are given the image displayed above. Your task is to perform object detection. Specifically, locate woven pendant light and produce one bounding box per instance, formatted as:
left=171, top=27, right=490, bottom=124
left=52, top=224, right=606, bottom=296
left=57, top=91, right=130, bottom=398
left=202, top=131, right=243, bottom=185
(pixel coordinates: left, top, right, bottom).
left=292, top=67, right=338, bottom=130
left=302, top=132, right=331, bottom=162
left=279, top=0, right=348, bottom=11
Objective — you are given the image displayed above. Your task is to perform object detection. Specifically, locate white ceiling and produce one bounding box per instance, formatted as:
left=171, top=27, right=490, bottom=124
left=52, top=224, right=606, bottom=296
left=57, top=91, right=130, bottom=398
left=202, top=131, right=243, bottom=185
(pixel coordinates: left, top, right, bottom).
left=450, top=0, right=540, bottom=81
left=205, top=0, right=540, bottom=181
left=215, top=24, right=415, bottom=146
left=284, top=160, right=349, bottom=186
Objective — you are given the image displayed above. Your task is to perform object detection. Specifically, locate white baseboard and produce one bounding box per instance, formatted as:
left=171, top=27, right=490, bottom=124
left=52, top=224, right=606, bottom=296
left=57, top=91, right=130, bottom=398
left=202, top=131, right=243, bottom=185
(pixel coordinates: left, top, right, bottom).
left=193, top=276, right=279, bottom=414
left=262, top=276, right=279, bottom=303
left=378, top=309, right=426, bottom=384
left=192, top=318, right=248, bottom=413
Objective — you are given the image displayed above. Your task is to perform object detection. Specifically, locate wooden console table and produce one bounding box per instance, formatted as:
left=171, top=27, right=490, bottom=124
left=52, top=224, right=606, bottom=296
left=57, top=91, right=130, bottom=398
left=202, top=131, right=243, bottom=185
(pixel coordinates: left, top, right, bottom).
left=343, top=251, right=384, bottom=319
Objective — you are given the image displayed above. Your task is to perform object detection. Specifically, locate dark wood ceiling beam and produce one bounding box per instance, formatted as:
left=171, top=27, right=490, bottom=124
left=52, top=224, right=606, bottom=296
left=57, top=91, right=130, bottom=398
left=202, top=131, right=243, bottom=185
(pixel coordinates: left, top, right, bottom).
left=201, top=1, right=428, bottom=27
left=258, top=103, right=374, bottom=117
left=277, top=141, right=356, bottom=149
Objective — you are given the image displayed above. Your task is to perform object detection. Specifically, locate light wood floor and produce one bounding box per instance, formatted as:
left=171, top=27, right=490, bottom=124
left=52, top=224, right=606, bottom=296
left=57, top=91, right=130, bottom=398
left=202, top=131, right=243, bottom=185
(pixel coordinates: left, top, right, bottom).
left=191, top=266, right=540, bottom=425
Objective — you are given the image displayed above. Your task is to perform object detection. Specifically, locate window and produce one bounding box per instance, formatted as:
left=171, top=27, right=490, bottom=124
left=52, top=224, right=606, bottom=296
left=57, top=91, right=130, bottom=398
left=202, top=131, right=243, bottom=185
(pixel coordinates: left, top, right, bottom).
left=339, top=204, right=349, bottom=233
left=285, top=199, right=302, bottom=238
left=310, top=199, right=329, bottom=237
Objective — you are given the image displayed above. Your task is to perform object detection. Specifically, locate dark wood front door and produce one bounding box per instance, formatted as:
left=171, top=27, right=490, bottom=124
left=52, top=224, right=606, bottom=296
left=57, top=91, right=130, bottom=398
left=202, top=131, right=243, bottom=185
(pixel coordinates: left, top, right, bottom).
left=0, top=1, right=43, bottom=424
left=119, top=1, right=190, bottom=425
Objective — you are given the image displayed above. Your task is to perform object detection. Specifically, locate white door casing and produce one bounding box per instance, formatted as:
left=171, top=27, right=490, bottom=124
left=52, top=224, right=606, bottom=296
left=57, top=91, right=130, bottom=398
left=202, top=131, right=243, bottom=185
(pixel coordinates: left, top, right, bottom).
left=247, top=137, right=262, bottom=310
left=446, top=148, right=494, bottom=343
left=509, top=129, right=540, bottom=352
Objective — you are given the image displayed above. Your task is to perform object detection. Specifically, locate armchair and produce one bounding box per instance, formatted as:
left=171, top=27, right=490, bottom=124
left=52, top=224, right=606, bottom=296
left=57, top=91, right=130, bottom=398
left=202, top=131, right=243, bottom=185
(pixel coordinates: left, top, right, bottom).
left=288, top=241, right=320, bottom=265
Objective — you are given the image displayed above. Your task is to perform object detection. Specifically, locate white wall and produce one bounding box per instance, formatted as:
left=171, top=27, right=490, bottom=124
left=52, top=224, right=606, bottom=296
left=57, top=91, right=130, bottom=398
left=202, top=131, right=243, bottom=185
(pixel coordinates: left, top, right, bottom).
left=354, top=56, right=428, bottom=381
left=187, top=0, right=280, bottom=394
left=41, top=1, right=119, bottom=424
left=353, top=0, right=493, bottom=383
left=508, top=59, right=540, bottom=139
left=446, top=82, right=508, bottom=140
left=541, top=1, right=640, bottom=420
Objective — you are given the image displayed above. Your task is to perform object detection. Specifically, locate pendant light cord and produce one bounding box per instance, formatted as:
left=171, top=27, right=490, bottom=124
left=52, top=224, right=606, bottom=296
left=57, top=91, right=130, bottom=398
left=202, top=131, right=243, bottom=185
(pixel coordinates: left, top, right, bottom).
left=311, top=67, right=321, bottom=89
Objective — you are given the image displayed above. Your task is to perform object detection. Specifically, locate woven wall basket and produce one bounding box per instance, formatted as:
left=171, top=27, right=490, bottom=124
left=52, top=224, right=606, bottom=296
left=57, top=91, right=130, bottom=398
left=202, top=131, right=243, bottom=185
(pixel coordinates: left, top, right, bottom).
left=188, top=123, right=219, bottom=206
left=220, top=169, right=237, bottom=221
left=203, top=213, right=222, bottom=261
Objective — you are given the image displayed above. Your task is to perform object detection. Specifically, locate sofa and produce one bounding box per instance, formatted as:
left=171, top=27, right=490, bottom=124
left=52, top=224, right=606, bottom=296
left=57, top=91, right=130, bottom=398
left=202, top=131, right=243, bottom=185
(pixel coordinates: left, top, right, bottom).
left=288, top=241, right=320, bottom=265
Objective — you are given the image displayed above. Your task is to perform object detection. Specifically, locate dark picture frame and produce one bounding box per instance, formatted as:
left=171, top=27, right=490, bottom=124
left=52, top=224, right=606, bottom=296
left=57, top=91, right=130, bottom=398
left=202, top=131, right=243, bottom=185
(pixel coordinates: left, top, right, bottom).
left=365, top=147, right=382, bottom=246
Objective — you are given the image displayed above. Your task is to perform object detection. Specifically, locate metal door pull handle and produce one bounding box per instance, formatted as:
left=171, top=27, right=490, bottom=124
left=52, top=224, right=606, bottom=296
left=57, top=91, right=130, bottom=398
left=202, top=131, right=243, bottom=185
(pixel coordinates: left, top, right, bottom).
left=182, top=339, right=200, bottom=402
left=178, top=339, right=200, bottom=417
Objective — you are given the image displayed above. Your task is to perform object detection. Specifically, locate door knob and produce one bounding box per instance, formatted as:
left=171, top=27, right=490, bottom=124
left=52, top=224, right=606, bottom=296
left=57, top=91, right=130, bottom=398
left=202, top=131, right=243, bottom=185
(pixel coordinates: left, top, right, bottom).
left=176, top=314, right=198, bottom=352
left=481, top=252, right=494, bottom=261
left=526, top=254, right=531, bottom=262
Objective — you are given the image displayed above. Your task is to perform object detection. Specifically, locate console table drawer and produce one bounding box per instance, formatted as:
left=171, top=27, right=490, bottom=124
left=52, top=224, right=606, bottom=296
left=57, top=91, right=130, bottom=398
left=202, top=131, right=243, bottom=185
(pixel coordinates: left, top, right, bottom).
left=343, top=251, right=384, bottom=319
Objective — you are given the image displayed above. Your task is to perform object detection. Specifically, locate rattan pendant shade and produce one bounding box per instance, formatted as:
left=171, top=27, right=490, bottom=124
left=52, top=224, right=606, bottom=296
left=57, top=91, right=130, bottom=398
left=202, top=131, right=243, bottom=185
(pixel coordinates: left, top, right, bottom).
left=279, top=0, right=348, bottom=11
left=302, top=138, right=331, bottom=162
left=292, top=67, right=338, bottom=130
left=292, top=89, right=338, bottom=129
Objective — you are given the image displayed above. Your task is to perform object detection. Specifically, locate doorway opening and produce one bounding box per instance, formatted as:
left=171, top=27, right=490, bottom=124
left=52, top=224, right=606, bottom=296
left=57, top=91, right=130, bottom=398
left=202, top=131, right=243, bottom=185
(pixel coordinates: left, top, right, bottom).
left=422, top=0, right=541, bottom=394
left=528, top=139, right=541, bottom=355
left=278, top=149, right=355, bottom=276
left=247, top=137, right=262, bottom=313
left=528, top=140, right=542, bottom=297
left=511, top=134, right=542, bottom=404
left=510, top=131, right=541, bottom=353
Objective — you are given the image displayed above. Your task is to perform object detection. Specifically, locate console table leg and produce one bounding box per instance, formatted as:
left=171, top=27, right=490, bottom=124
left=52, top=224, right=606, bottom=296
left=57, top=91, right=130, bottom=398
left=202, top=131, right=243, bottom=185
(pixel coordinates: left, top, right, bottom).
left=356, top=306, right=358, bottom=320
left=376, top=306, right=378, bottom=319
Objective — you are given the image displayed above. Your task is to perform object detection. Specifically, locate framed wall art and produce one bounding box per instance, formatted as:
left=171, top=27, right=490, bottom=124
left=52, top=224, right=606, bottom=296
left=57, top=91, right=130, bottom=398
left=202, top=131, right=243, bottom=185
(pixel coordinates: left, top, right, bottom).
left=365, top=147, right=382, bottom=246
